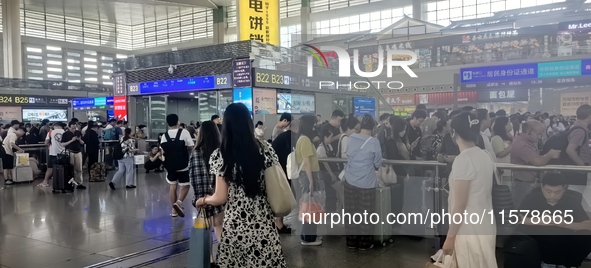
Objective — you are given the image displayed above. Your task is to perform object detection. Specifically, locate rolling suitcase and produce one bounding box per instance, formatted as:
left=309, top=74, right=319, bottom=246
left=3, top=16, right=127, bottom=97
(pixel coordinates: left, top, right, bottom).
left=374, top=187, right=393, bottom=246
left=90, top=149, right=106, bottom=182
left=12, top=166, right=34, bottom=183
left=52, top=164, right=74, bottom=193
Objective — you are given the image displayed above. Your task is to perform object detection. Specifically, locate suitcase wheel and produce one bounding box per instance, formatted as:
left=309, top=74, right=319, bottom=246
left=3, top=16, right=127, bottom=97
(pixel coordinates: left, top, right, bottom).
left=382, top=242, right=387, bottom=247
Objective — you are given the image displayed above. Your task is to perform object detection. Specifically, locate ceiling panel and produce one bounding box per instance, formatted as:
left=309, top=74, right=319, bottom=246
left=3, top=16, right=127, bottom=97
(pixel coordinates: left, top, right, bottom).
left=20, top=0, right=217, bottom=26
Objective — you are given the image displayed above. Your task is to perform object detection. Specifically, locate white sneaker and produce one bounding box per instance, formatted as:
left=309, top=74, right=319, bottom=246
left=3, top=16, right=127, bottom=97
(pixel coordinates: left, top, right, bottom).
left=173, top=201, right=185, bottom=218
left=301, top=240, right=322, bottom=246
left=171, top=209, right=178, bottom=217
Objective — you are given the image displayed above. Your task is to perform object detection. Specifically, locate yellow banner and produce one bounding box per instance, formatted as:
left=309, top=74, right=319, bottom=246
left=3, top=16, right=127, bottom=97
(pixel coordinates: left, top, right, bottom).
left=238, top=0, right=279, bottom=46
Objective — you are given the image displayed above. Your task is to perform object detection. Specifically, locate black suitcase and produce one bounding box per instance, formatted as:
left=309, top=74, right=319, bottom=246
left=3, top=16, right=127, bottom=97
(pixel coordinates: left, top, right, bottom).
left=52, top=164, right=74, bottom=193
left=503, top=233, right=541, bottom=268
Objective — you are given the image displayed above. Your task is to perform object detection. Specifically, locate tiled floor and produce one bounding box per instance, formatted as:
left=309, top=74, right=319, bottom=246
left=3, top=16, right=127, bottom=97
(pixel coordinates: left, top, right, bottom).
left=0, top=171, right=196, bottom=268
left=1, top=171, right=591, bottom=268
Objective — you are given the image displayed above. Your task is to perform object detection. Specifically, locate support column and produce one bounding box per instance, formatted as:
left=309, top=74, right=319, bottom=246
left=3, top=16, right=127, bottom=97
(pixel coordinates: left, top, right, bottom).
left=300, top=0, right=312, bottom=43
left=412, top=0, right=425, bottom=20
left=2, top=0, right=22, bottom=78
left=213, top=6, right=228, bottom=45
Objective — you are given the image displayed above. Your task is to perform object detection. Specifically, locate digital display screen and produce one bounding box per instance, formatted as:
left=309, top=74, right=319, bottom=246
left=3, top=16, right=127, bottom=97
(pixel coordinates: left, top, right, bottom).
left=353, top=98, right=376, bottom=117
left=277, top=93, right=315, bottom=114
left=72, top=96, right=114, bottom=110
left=22, top=109, right=68, bottom=122
left=233, top=88, right=253, bottom=114
left=134, top=74, right=232, bottom=95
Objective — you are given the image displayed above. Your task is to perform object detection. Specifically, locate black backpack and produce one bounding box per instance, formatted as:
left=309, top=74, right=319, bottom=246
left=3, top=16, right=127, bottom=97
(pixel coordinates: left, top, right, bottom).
left=161, top=130, right=189, bottom=172
left=541, top=126, right=586, bottom=165
left=112, top=140, right=125, bottom=161
left=503, top=234, right=541, bottom=268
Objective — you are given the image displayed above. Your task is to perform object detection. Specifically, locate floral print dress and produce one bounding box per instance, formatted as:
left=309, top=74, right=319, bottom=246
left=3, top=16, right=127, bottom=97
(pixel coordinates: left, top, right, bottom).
left=209, top=141, right=287, bottom=267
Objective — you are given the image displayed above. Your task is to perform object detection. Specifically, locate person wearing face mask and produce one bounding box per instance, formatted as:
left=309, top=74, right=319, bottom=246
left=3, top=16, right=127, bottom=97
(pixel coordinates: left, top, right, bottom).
left=441, top=112, right=497, bottom=267
left=342, top=114, right=382, bottom=250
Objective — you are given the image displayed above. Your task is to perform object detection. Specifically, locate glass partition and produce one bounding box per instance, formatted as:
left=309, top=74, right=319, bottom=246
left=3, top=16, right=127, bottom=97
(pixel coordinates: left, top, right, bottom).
left=218, top=90, right=233, bottom=119
left=148, top=95, right=167, bottom=138
left=198, top=91, right=218, bottom=122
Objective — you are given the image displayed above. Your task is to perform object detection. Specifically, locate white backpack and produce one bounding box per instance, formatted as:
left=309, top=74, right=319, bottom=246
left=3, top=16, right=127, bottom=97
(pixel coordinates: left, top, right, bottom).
left=286, top=136, right=305, bottom=180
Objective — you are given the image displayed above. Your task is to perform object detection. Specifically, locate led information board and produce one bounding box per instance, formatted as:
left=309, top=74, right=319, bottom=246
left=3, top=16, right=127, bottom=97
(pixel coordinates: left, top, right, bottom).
left=353, top=98, right=376, bottom=117
left=127, top=74, right=232, bottom=96
left=72, top=96, right=115, bottom=110
left=461, top=59, right=591, bottom=90
left=233, top=59, right=252, bottom=88
left=0, top=95, right=71, bottom=106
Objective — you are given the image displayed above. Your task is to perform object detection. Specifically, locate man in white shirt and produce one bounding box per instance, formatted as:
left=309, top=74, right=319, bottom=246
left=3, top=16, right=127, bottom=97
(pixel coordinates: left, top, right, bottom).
left=3, top=125, right=25, bottom=185
left=38, top=122, right=66, bottom=187
left=160, top=114, right=195, bottom=217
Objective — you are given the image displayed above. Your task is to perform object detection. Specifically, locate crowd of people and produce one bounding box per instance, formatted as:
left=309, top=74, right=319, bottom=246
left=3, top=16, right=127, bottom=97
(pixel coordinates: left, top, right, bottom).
left=3, top=101, right=591, bottom=268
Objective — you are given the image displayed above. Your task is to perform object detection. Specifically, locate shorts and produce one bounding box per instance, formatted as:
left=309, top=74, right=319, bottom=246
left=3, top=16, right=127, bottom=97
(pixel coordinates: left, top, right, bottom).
left=166, top=170, right=190, bottom=186
left=2, top=154, right=14, bottom=170
left=48, top=156, right=58, bottom=169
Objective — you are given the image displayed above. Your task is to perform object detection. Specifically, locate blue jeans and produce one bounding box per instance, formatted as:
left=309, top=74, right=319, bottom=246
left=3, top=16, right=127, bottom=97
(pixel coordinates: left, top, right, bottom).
left=112, top=158, right=135, bottom=186
left=299, top=172, right=319, bottom=242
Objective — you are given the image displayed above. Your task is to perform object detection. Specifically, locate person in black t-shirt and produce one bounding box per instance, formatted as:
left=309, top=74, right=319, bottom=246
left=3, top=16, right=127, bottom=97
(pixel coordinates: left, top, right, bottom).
left=519, top=173, right=591, bottom=268
left=405, top=109, right=427, bottom=158
left=61, top=121, right=86, bottom=189
left=321, top=110, right=345, bottom=150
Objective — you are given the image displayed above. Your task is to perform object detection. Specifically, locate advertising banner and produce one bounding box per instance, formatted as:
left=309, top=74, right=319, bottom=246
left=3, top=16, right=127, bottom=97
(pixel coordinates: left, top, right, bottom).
left=112, top=73, right=127, bottom=96
left=560, top=92, right=591, bottom=116
left=253, top=88, right=276, bottom=115
left=238, top=0, right=279, bottom=45
left=0, top=107, right=22, bottom=121
left=114, top=96, right=127, bottom=121
left=416, top=91, right=477, bottom=105
left=291, top=94, right=315, bottom=114
left=22, top=109, right=67, bottom=122
left=383, top=94, right=415, bottom=106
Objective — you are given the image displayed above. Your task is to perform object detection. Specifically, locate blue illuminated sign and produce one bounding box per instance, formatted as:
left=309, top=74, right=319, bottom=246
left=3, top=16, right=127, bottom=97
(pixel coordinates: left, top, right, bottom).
left=135, top=74, right=232, bottom=95
left=582, top=60, right=591, bottom=76
left=72, top=96, right=114, bottom=108
left=353, top=98, right=376, bottom=117
left=233, top=88, right=253, bottom=114
left=461, top=63, right=538, bottom=83
left=538, top=60, right=581, bottom=78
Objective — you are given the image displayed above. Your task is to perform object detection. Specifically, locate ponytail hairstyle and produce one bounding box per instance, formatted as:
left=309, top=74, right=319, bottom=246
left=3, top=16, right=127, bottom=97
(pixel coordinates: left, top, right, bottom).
left=450, top=111, right=481, bottom=143
left=344, top=113, right=360, bottom=131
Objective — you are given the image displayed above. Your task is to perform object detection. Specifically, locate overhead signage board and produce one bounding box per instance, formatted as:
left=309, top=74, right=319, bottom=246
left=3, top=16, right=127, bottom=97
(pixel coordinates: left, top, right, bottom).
left=460, top=63, right=538, bottom=83
left=252, top=68, right=369, bottom=94
left=477, top=89, right=529, bottom=102
left=559, top=19, right=591, bottom=32
left=461, top=59, right=591, bottom=90
left=112, top=73, right=126, bottom=96
left=72, top=96, right=114, bottom=110
left=238, top=0, right=279, bottom=46
left=233, top=59, right=252, bottom=88
left=0, top=95, right=71, bottom=106
left=353, top=98, right=376, bottom=117
left=131, top=74, right=232, bottom=95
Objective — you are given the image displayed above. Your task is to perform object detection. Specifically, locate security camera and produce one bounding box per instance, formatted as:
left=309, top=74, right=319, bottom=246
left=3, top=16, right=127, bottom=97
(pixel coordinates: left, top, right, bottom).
left=168, top=65, right=177, bottom=74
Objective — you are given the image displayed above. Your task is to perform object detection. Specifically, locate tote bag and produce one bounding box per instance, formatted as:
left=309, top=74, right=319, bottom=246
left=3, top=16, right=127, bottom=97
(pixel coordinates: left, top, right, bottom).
left=189, top=209, right=212, bottom=268
left=264, top=164, right=297, bottom=217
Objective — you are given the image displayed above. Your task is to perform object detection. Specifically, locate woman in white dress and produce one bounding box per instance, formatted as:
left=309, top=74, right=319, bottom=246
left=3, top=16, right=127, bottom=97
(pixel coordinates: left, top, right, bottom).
left=442, top=111, right=498, bottom=268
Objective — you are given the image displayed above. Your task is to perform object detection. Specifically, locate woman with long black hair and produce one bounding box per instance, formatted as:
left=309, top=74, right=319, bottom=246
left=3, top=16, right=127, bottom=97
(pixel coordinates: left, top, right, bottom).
left=190, top=120, right=223, bottom=264
left=109, top=128, right=138, bottom=189
left=195, top=103, right=286, bottom=267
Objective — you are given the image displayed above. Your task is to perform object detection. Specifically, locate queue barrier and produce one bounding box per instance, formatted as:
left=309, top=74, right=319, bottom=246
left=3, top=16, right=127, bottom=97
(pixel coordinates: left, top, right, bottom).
left=317, top=158, right=591, bottom=249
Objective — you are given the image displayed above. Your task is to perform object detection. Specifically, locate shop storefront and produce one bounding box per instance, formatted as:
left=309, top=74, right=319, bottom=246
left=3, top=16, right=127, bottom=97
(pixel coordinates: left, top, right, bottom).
left=476, top=89, right=530, bottom=114
left=415, top=91, right=477, bottom=110
left=0, top=95, right=72, bottom=123
left=383, top=94, right=415, bottom=117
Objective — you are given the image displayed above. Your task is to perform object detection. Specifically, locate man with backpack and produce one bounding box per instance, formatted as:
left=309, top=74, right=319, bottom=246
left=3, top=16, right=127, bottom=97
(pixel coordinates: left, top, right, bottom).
left=38, top=122, right=66, bottom=187
left=160, top=114, right=194, bottom=218
left=104, top=119, right=122, bottom=141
